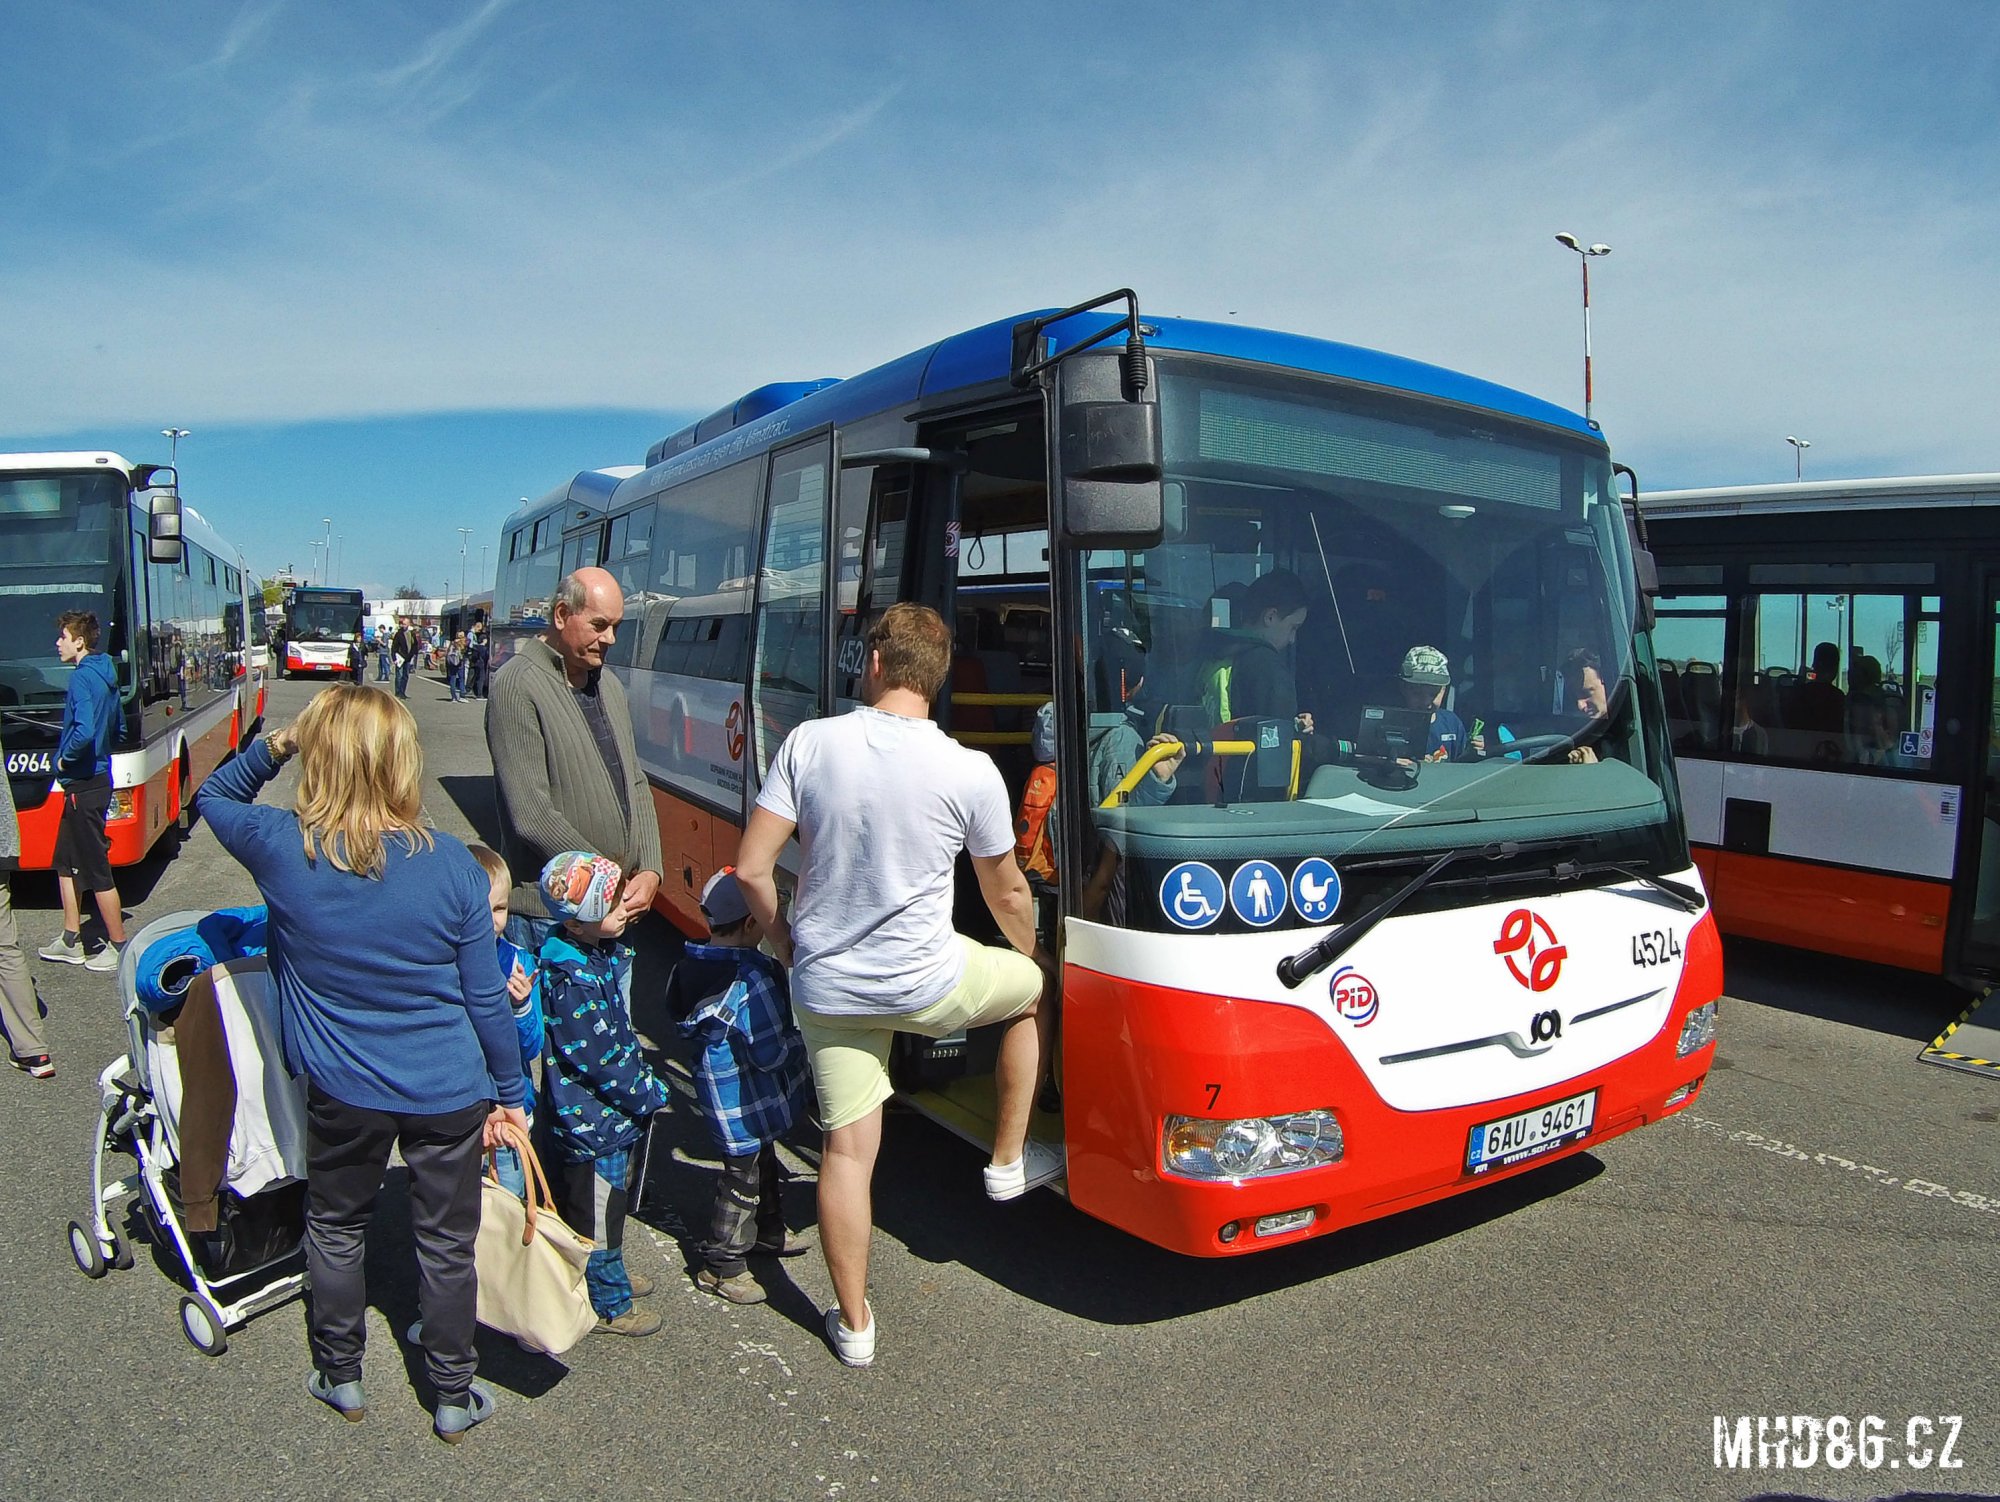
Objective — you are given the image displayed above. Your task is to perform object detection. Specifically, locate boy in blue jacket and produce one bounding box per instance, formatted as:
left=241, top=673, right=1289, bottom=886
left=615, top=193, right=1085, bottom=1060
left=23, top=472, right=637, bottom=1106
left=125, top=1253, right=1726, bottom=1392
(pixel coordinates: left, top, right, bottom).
left=537, top=851, right=670, bottom=1338
left=470, top=844, right=539, bottom=1200
left=675, top=869, right=810, bottom=1305
left=39, top=612, right=129, bottom=971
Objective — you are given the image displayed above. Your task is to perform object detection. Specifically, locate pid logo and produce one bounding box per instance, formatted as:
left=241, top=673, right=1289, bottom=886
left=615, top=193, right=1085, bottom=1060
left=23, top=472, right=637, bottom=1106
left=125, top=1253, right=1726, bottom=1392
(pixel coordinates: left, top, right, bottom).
left=1330, top=965, right=1379, bottom=1026
left=1494, top=908, right=1567, bottom=993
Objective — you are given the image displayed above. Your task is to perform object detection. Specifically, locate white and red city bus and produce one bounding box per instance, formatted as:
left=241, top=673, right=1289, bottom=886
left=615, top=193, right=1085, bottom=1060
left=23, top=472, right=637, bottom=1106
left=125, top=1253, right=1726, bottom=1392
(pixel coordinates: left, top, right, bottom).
left=1643, top=474, right=2000, bottom=980
left=524, top=294, right=1722, bottom=1255
left=1, top=452, right=264, bottom=867
left=280, top=585, right=364, bottom=677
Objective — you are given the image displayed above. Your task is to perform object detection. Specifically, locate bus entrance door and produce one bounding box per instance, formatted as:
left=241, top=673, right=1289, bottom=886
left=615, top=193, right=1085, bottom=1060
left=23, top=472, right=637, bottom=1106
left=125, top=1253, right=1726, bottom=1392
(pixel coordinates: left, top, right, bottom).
left=1956, top=581, right=2000, bottom=978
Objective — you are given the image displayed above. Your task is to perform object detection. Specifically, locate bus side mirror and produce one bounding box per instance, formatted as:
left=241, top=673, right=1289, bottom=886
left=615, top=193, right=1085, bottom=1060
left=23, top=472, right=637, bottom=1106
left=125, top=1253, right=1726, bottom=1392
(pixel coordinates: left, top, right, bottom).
left=1058, top=354, right=1164, bottom=547
left=148, top=492, right=184, bottom=565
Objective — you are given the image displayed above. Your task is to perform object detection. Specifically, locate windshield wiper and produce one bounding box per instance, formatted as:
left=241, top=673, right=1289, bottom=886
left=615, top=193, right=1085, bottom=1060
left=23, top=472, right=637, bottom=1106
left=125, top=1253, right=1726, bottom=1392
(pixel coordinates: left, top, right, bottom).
left=1276, top=836, right=1592, bottom=989
left=1552, top=860, right=1703, bottom=913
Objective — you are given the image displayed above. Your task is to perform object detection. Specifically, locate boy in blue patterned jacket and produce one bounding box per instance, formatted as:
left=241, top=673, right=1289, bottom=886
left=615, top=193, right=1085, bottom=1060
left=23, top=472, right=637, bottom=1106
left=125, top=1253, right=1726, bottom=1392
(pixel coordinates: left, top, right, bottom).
left=675, top=869, right=810, bottom=1305
left=537, top=851, right=670, bottom=1338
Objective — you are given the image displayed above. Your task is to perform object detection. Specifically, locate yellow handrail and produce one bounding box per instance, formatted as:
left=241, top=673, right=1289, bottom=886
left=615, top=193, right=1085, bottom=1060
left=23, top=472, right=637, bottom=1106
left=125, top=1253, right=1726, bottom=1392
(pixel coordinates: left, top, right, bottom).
left=1097, top=735, right=1302, bottom=805
left=950, top=731, right=1032, bottom=746
left=953, top=692, right=1051, bottom=708
left=1099, top=738, right=1257, bottom=807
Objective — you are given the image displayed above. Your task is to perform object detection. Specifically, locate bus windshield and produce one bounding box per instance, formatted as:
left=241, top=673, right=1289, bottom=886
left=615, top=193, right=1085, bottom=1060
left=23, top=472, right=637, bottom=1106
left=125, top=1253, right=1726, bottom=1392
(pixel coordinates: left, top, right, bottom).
left=1077, top=357, right=1683, bottom=930
left=288, top=593, right=362, bottom=642
left=0, top=471, right=123, bottom=709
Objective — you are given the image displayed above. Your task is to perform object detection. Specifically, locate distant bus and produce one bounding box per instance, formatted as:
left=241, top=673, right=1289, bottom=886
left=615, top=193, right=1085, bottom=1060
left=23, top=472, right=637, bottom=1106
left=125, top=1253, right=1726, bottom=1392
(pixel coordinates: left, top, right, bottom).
left=281, top=586, right=364, bottom=677
left=533, top=292, right=1721, bottom=1258
left=1, top=451, right=264, bottom=867
left=439, top=590, right=493, bottom=644
left=1643, top=474, right=2000, bottom=980
left=489, top=468, right=637, bottom=669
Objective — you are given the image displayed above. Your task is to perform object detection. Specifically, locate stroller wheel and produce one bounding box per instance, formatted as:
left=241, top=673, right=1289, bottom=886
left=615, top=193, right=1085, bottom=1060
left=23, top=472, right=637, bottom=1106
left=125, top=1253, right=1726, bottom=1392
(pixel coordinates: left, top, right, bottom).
left=107, top=1224, right=135, bottom=1271
left=67, top=1220, right=108, bottom=1279
left=179, top=1294, right=228, bottom=1356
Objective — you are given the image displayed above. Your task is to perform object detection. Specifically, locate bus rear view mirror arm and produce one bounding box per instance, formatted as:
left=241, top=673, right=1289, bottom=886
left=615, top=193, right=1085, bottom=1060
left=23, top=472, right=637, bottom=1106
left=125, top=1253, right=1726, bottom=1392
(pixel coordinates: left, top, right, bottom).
left=838, top=447, right=967, bottom=471
left=1615, top=462, right=1658, bottom=631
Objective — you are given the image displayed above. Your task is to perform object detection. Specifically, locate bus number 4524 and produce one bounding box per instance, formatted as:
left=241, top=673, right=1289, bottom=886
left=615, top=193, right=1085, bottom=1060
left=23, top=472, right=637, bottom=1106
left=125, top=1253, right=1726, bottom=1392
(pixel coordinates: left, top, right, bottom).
left=1633, top=930, right=1684, bottom=967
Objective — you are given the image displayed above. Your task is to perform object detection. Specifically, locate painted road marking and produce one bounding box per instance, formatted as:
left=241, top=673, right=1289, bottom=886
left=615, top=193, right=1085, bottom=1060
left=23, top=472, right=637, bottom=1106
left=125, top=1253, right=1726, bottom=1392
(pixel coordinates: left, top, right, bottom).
left=1671, top=1111, right=2000, bottom=1221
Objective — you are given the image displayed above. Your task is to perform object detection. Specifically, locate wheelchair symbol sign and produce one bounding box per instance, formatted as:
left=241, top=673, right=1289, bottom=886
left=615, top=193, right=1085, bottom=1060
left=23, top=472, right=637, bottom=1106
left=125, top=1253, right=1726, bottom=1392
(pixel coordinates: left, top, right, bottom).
left=1291, top=858, right=1341, bottom=923
left=1229, top=860, right=1287, bottom=927
left=1160, top=862, right=1224, bottom=930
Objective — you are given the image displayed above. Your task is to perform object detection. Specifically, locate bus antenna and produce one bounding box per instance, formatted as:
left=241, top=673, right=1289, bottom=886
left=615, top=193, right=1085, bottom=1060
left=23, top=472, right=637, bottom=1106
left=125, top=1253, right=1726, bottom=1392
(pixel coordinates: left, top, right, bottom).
left=1309, top=513, right=1356, bottom=675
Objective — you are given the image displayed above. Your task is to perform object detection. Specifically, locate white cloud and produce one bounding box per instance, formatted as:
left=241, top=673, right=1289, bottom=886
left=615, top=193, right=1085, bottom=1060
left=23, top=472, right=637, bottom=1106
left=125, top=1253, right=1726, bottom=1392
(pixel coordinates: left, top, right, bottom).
left=6, top=3, right=1999, bottom=486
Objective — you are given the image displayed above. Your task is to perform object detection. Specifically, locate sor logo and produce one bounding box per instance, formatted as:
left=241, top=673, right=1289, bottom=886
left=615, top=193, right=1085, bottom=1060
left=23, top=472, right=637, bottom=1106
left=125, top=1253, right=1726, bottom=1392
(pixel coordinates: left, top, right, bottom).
left=1330, top=966, right=1379, bottom=1026
left=1495, top=908, right=1567, bottom=993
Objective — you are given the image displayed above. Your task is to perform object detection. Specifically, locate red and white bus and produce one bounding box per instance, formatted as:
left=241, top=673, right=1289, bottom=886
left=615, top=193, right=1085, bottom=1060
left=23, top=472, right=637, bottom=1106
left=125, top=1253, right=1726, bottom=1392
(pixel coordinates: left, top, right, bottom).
left=1643, top=474, right=2000, bottom=980
left=2, top=452, right=265, bottom=867
left=280, top=585, right=364, bottom=678
left=529, top=293, right=1721, bottom=1255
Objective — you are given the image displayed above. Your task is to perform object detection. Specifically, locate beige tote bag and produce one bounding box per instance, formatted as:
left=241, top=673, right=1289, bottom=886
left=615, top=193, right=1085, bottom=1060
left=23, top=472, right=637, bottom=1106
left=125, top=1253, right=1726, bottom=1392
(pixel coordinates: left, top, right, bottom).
left=473, top=1122, right=597, bottom=1355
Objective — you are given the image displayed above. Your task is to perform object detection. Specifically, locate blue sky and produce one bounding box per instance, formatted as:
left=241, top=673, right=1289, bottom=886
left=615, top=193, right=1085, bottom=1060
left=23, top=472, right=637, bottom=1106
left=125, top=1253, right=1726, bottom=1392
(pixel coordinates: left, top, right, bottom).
left=7, top=2, right=1999, bottom=595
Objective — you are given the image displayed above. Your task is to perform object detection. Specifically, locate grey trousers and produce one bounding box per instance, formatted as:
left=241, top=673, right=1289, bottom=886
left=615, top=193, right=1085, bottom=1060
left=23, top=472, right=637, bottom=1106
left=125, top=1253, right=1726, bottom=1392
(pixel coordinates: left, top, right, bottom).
left=303, top=1084, right=487, bottom=1402
left=0, top=876, right=48, bottom=1060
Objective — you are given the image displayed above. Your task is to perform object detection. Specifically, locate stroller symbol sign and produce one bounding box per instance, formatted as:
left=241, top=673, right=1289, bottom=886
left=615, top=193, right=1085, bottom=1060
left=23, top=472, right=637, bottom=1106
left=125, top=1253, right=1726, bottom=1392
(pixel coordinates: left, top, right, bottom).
left=1159, top=862, right=1224, bottom=930
left=1291, top=858, right=1341, bottom=923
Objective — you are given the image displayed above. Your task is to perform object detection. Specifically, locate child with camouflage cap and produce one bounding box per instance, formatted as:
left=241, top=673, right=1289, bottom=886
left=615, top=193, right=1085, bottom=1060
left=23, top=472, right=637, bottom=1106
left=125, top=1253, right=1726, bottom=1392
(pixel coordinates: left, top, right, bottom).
left=536, top=850, right=670, bottom=1337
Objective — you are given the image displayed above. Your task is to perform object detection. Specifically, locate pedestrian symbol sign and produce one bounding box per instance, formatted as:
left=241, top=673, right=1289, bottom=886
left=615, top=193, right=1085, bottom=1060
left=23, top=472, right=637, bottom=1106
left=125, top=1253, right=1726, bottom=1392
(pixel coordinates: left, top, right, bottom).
left=1229, top=860, right=1287, bottom=927
left=1160, top=862, right=1225, bottom=930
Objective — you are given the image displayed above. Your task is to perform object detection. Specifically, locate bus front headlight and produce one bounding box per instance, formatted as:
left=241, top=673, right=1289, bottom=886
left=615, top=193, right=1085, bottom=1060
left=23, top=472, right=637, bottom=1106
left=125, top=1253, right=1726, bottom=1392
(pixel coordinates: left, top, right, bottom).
left=1163, top=1110, right=1344, bottom=1180
left=1676, top=1001, right=1719, bottom=1056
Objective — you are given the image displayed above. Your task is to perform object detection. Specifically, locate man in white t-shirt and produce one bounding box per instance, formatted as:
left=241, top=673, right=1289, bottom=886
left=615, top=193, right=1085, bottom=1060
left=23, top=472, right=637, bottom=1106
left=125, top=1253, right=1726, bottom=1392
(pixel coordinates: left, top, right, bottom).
left=734, top=603, right=1059, bottom=1368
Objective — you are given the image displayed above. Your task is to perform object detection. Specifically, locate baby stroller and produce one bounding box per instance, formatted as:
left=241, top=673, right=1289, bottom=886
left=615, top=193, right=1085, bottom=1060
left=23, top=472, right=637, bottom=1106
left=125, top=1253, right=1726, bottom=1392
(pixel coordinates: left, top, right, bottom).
left=66, top=909, right=311, bottom=1356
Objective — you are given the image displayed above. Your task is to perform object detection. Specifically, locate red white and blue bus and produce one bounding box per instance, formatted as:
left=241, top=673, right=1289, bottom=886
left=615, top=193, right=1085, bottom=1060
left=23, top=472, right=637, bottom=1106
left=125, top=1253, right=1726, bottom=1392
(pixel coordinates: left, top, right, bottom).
left=488, top=468, right=637, bottom=672
left=1, top=452, right=265, bottom=867
left=523, top=293, right=1722, bottom=1255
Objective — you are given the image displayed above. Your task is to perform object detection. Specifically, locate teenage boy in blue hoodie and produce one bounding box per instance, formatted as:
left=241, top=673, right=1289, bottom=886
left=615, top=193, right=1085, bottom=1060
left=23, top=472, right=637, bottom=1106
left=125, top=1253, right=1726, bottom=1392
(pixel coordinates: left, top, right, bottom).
left=537, top=850, right=671, bottom=1338
left=38, top=612, right=128, bottom=972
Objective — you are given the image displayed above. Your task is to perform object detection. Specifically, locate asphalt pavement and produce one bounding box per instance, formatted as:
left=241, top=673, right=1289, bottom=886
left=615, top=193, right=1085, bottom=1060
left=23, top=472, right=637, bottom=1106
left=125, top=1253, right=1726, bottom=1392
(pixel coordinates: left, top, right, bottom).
left=1, top=671, right=1995, bottom=1502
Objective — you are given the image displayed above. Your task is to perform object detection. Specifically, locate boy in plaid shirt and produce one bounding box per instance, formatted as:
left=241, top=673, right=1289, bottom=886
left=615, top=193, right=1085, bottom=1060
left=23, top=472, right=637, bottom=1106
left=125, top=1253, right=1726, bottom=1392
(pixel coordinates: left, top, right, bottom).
left=676, top=869, right=810, bottom=1304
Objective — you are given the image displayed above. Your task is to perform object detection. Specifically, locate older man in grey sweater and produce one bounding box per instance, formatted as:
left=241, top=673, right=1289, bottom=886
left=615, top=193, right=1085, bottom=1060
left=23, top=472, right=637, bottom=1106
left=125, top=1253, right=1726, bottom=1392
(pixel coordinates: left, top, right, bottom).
left=485, top=568, right=662, bottom=947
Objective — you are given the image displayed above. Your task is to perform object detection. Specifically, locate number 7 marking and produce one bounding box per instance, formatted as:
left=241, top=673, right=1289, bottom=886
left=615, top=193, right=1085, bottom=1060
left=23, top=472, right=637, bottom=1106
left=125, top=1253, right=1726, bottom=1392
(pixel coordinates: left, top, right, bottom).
left=1204, top=1083, right=1221, bottom=1110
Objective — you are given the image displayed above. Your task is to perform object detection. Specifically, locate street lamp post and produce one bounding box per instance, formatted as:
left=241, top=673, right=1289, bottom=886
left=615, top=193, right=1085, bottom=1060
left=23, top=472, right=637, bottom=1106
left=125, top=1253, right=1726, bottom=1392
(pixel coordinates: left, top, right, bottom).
left=1786, top=435, right=1811, bottom=480
left=161, top=427, right=190, bottom=470
left=1554, top=233, right=1612, bottom=423
left=480, top=543, right=489, bottom=592
left=307, top=540, right=324, bottom=585
left=320, top=517, right=332, bottom=584
left=457, top=527, right=473, bottom=599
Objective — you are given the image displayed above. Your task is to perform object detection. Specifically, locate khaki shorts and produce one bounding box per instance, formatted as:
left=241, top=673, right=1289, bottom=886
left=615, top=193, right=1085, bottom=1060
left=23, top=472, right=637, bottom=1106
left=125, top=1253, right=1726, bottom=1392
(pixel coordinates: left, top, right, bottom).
left=797, top=936, right=1043, bottom=1132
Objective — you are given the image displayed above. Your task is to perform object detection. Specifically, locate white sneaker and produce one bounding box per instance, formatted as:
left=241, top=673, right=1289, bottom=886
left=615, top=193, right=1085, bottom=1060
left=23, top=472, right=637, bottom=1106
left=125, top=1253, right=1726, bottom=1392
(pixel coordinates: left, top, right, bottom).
left=38, top=933, right=86, bottom=965
left=983, top=1138, right=1066, bottom=1202
left=84, top=943, right=122, bottom=973
left=824, top=1302, right=875, bottom=1367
